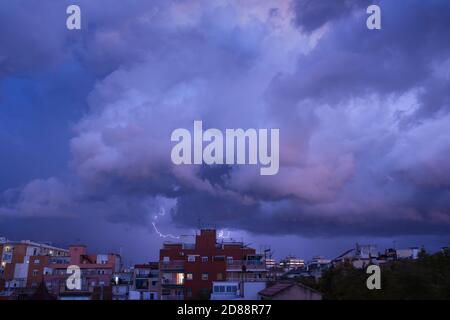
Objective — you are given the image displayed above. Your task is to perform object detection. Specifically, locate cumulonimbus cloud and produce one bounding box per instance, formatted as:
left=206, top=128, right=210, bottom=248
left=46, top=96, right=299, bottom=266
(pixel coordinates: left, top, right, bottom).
left=1, top=0, right=450, bottom=238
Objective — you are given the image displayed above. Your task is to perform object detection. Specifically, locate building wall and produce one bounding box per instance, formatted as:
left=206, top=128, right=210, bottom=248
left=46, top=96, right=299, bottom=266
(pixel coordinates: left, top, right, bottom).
left=3, top=244, right=27, bottom=285
left=42, top=245, right=120, bottom=298
left=133, top=264, right=160, bottom=300
left=27, top=255, right=50, bottom=288
left=242, top=282, right=266, bottom=300
left=159, top=229, right=259, bottom=300
left=0, top=242, right=68, bottom=291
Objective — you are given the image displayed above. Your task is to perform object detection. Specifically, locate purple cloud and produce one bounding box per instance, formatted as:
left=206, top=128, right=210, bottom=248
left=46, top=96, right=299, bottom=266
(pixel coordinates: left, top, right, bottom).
left=1, top=0, right=450, bottom=250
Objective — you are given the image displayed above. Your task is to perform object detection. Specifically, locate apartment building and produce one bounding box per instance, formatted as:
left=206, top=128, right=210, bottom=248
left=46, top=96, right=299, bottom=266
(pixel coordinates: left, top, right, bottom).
left=333, top=244, right=380, bottom=269
left=159, top=229, right=267, bottom=300
left=112, top=269, right=133, bottom=300
left=129, top=262, right=159, bottom=300
left=264, top=258, right=277, bottom=269
left=41, top=245, right=121, bottom=299
left=0, top=238, right=68, bottom=292
left=279, top=255, right=305, bottom=271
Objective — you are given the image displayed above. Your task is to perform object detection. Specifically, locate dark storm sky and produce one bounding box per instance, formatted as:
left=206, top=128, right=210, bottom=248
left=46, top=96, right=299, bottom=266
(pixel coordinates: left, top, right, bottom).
left=1, top=0, right=450, bottom=264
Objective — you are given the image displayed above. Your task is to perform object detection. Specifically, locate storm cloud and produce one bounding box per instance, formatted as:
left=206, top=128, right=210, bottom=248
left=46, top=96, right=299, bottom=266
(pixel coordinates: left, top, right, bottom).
left=1, top=0, right=450, bottom=257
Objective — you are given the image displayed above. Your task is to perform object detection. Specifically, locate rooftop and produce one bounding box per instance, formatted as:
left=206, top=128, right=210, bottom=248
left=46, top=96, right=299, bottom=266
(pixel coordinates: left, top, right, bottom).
left=259, top=283, right=293, bottom=297
left=259, top=281, right=322, bottom=297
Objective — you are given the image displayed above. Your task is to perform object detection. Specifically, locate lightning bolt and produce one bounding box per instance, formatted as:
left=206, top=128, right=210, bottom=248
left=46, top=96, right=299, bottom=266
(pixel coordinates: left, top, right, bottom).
left=217, top=229, right=231, bottom=239
left=151, top=206, right=180, bottom=239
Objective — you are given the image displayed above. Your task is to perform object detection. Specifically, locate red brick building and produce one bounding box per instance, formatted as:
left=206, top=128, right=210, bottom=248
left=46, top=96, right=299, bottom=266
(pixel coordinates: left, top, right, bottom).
left=159, top=229, right=267, bottom=300
left=42, top=245, right=122, bottom=299
left=1, top=239, right=121, bottom=300
left=0, top=239, right=68, bottom=292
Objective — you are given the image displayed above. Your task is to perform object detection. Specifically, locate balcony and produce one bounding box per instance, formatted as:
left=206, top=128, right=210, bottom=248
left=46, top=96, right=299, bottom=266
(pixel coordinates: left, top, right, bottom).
left=226, top=274, right=267, bottom=282
left=226, top=261, right=267, bottom=272
left=135, top=272, right=159, bottom=279
left=161, top=294, right=184, bottom=300
left=160, top=261, right=184, bottom=271
left=161, top=278, right=184, bottom=287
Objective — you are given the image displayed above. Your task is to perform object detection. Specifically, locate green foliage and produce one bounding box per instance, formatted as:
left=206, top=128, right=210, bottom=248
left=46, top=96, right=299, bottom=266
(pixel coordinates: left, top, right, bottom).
left=299, top=250, right=450, bottom=300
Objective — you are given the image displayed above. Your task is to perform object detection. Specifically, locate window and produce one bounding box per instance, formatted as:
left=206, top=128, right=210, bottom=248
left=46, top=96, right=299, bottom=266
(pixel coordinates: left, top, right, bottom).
left=226, top=285, right=237, bottom=293
left=163, top=256, right=170, bottom=262
left=226, top=256, right=233, bottom=264
left=217, top=273, right=223, bottom=280
left=186, top=288, right=193, bottom=298
left=34, top=259, right=40, bottom=264
left=201, top=273, right=208, bottom=281
left=186, top=273, right=193, bottom=281
left=214, top=285, right=225, bottom=293
left=32, top=269, right=39, bottom=276
left=187, top=255, right=196, bottom=262
left=202, top=256, right=208, bottom=263
left=176, top=273, right=184, bottom=285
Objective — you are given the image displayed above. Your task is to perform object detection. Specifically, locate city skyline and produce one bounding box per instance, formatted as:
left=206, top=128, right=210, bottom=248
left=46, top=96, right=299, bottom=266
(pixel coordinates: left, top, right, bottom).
left=1, top=228, right=439, bottom=300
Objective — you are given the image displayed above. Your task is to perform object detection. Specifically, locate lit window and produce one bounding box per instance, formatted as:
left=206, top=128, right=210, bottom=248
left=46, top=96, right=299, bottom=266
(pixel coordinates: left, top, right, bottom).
left=186, top=273, right=193, bottom=281
left=187, top=255, right=196, bottom=262
left=176, top=273, right=184, bottom=285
